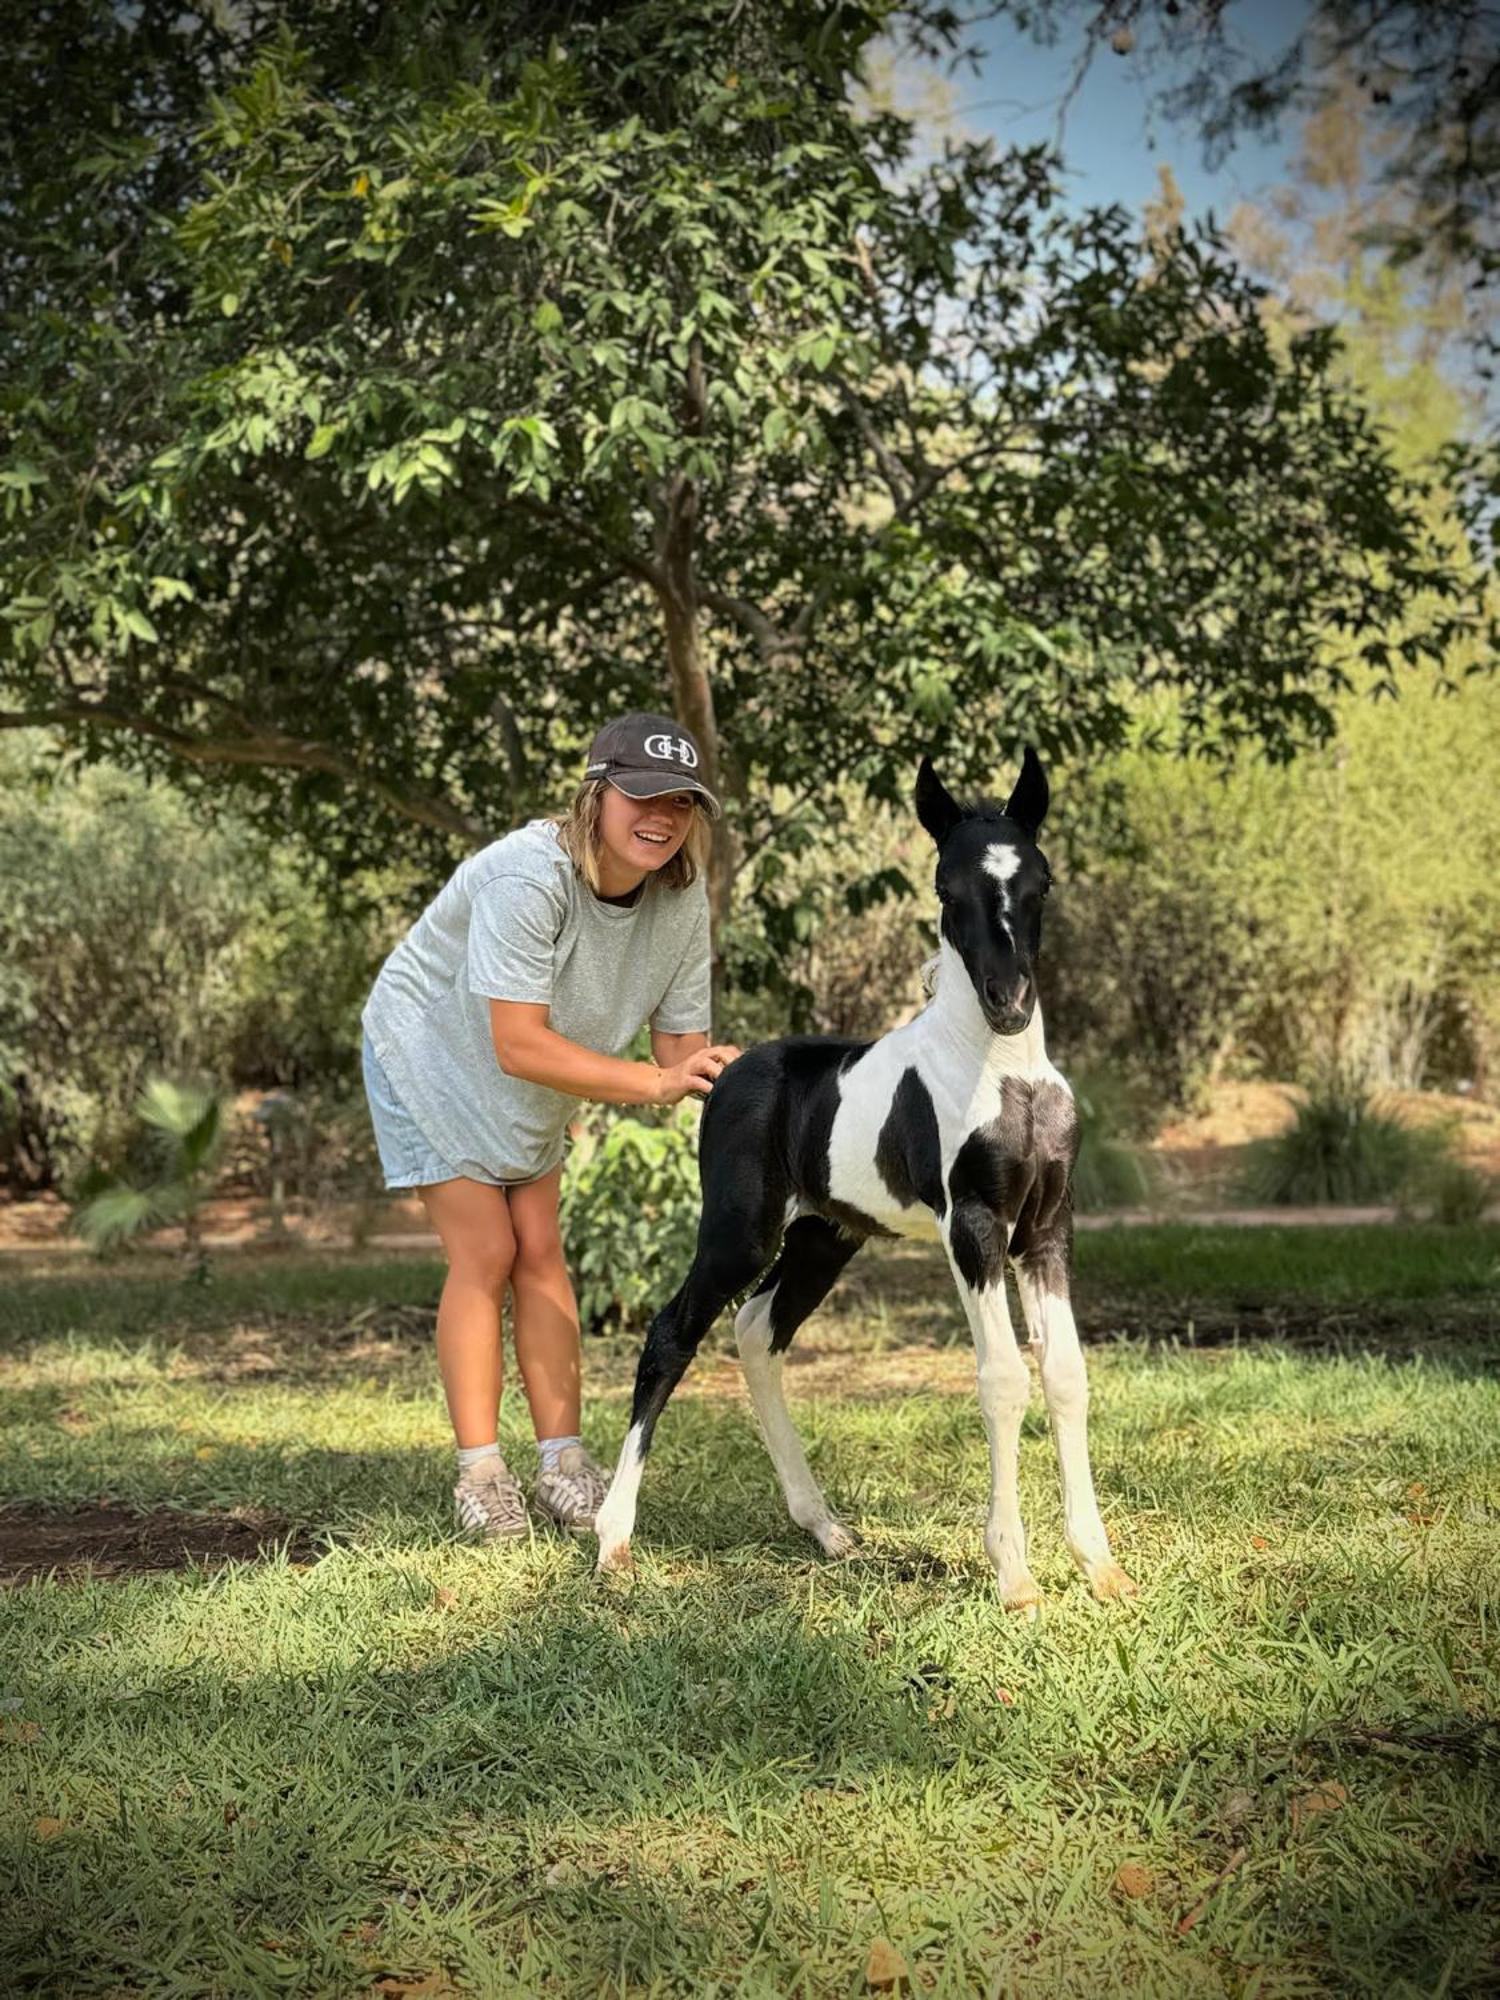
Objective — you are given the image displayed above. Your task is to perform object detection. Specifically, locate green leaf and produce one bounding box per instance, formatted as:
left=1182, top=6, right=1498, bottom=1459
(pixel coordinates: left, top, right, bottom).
left=220, top=292, right=240, bottom=317
left=305, top=423, right=340, bottom=461
left=121, top=606, right=160, bottom=644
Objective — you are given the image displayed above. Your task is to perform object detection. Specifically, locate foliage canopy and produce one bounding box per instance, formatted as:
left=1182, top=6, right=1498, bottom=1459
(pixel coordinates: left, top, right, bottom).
left=2, top=0, right=1488, bottom=960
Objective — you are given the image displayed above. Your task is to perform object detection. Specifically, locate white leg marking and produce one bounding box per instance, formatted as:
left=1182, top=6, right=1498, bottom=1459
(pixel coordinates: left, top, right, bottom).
left=594, top=1422, right=645, bottom=1572
left=1013, top=1265, right=1136, bottom=1600
left=734, top=1293, right=856, bottom=1557
left=943, top=1240, right=1041, bottom=1611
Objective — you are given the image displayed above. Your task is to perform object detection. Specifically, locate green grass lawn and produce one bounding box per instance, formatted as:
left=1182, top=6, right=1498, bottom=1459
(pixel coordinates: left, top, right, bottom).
left=2, top=1228, right=1498, bottom=1997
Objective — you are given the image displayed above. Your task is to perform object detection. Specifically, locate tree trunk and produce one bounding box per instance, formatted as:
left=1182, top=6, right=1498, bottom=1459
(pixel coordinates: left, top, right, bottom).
left=658, top=539, right=736, bottom=1021
left=655, top=338, right=737, bottom=1025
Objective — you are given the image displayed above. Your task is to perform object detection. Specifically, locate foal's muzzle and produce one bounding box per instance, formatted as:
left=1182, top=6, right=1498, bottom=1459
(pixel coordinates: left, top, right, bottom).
left=981, top=973, right=1034, bottom=1037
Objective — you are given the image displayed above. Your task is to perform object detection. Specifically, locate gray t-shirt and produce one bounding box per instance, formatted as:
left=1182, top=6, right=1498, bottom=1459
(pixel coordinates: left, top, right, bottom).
left=361, top=819, right=712, bottom=1182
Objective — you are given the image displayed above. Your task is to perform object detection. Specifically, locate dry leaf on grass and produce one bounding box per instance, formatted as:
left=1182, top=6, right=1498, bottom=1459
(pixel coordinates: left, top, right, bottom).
left=994, top=1686, right=1016, bottom=1706
left=433, top=1588, right=457, bottom=1611
left=2, top=1718, right=41, bottom=1744
left=32, top=1817, right=65, bottom=1839
left=865, top=1938, right=909, bottom=1990
left=1249, top=1535, right=1269, bottom=1551
left=1113, top=1862, right=1154, bottom=1899
left=1289, top=1780, right=1349, bottom=1830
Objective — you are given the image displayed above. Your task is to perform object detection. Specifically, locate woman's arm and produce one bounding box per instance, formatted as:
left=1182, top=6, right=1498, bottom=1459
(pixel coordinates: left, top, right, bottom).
left=490, top=1001, right=738, bottom=1106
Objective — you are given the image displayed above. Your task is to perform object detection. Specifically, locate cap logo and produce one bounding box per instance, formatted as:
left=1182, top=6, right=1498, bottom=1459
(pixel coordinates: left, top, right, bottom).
left=643, top=732, right=699, bottom=768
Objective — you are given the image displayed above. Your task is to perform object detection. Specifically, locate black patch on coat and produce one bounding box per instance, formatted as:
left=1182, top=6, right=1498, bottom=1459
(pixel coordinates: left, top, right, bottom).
left=1008, top=1079, right=1080, bottom=1295
left=947, top=1079, right=1039, bottom=1292
left=750, top=1215, right=866, bottom=1353
left=875, top=1067, right=947, bottom=1219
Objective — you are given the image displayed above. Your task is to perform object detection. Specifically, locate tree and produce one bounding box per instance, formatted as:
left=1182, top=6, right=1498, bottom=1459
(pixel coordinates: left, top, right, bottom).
left=2, top=0, right=1486, bottom=992
left=1042, top=97, right=1500, bottom=1106
left=1015, top=3, right=1497, bottom=357
left=1007, top=1, right=1498, bottom=571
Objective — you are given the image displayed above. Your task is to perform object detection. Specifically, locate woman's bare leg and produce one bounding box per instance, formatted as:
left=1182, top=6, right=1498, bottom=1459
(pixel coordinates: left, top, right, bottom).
left=506, top=1166, right=582, bottom=1441
left=418, top=1177, right=517, bottom=1448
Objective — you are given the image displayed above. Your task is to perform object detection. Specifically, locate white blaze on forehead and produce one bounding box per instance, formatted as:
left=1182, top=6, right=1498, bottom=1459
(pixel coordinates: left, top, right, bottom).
left=982, top=843, right=1022, bottom=888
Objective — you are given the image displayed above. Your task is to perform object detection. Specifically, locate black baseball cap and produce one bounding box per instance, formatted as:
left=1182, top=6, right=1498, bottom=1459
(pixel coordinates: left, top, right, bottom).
left=584, top=712, right=722, bottom=819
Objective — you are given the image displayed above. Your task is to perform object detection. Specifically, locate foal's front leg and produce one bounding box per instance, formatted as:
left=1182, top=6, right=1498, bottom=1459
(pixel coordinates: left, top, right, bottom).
left=1012, top=1254, right=1136, bottom=1601
left=942, top=1224, right=1042, bottom=1612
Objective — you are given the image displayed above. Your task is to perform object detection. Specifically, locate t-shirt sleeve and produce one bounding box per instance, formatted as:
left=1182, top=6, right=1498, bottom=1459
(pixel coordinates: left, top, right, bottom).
left=467, top=867, right=564, bottom=1004
left=650, top=890, right=713, bottom=1035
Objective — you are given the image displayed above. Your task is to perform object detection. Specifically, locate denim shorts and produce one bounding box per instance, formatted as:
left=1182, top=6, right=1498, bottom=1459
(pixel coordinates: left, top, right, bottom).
left=360, top=1031, right=495, bottom=1190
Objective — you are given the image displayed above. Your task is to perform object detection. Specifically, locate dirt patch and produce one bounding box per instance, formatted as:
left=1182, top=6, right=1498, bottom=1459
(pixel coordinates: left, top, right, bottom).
left=1153, top=1083, right=1500, bottom=1175
left=0, top=1503, right=328, bottom=1586
left=1154, top=1082, right=1304, bottom=1152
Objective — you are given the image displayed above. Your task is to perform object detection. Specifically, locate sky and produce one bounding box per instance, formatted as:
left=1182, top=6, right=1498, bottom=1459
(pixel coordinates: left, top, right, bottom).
left=899, top=0, right=1315, bottom=226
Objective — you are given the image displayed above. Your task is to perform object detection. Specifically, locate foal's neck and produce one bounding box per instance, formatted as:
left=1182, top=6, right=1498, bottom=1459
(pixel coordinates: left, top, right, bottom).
left=921, top=939, right=1051, bottom=1083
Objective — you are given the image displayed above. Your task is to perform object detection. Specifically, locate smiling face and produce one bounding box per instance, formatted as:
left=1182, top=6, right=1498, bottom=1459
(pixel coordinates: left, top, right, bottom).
left=596, top=782, right=699, bottom=893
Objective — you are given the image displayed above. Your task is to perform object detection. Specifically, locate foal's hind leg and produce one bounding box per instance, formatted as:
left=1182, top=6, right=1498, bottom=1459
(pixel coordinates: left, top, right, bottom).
left=734, top=1215, right=863, bottom=1558
left=595, top=1235, right=772, bottom=1572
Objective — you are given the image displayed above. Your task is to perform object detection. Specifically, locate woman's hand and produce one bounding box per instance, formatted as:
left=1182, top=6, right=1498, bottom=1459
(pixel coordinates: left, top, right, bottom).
left=652, top=1043, right=742, bottom=1105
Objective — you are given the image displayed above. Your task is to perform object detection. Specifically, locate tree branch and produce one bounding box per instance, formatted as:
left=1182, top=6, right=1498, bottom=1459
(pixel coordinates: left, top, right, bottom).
left=0, top=702, right=485, bottom=842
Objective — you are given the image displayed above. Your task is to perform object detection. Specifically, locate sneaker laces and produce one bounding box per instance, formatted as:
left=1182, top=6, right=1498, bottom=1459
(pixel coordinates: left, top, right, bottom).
left=539, top=1444, right=609, bottom=1513
left=455, top=1459, right=527, bottom=1535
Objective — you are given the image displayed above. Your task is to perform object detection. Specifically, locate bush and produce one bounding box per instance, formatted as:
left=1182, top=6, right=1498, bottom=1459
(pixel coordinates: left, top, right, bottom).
left=561, top=1101, right=704, bottom=1333
left=1407, top=1155, right=1494, bottom=1226
left=0, top=734, right=405, bottom=1192
left=1069, top=1071, right=1160, bottom=1214
left=1238, top=1077, right=1444, bottom=1206
left=71, top=1078, right=227, bottom=1279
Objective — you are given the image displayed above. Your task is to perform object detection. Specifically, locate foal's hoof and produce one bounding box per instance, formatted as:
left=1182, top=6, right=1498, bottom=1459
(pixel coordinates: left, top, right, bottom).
left=816, top=1519, right=859, bottom=1560
left=1000, top=1575, right=1044, bottom=1617
left=596, top=1541, right=633, bottom=1576
left=1085, top=1559, right=1138, bottom=1602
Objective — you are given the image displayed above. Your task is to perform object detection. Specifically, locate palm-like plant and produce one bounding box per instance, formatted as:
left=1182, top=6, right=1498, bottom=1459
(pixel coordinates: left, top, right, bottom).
left=73, top=1079, right=225, bottom=1280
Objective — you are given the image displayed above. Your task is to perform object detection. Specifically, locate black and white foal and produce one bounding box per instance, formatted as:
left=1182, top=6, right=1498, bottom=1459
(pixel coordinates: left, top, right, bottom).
left=594, top=751, right=1136, bottom=1610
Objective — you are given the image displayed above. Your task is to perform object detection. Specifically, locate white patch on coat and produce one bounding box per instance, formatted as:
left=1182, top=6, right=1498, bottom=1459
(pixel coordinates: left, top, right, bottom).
left=982, top=843, right=1022, bottom=888
left=594, top=1422, right=645, bottom=1565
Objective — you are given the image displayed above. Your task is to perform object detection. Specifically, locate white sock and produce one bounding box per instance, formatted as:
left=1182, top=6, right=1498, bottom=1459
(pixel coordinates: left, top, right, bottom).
left=538, top=1434, right=580, bottom=1473
left=457, top=1441, right=502, bottom=1476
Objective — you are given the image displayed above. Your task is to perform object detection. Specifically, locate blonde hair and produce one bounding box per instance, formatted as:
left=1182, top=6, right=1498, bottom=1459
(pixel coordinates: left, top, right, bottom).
left=555, top=776, right=709, bottom=894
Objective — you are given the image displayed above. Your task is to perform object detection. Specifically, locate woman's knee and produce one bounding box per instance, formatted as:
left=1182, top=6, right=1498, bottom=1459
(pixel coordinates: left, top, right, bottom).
left=422, top=1180, right=516, bottom=1296
left=511, top=1221, right=567, bottom=1284
left=446, top=1236, right=516, bottom=1298
left=507, top=1170, right=567, bottom=1282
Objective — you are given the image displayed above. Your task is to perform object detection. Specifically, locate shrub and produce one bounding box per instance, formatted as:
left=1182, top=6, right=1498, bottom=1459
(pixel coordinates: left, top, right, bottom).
left=1408, top=1156, right=1494, bottom=1226
left=71, top=1078, right=227, bottom=1279
left=561, top=1101, right=704, bottom=1333
left=0, top=732, right=405, bottom=1192
left=1238, top=1077, right=1443, bottom=1206
left=1069, top=1070, right=1159, bottom=1213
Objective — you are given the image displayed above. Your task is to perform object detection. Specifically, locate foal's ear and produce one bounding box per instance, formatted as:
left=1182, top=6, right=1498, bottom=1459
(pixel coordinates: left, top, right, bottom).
left=915, top=757, right=965, bottom=847
left=1003, top=746, right=1049, bottom=837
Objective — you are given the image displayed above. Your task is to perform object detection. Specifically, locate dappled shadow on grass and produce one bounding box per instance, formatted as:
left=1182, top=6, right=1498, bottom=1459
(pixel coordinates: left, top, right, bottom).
left=7, top=1545, right=1499, bottom=1997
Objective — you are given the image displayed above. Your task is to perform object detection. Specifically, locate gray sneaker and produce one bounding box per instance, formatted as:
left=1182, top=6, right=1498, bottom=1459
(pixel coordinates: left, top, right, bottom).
left=533, top=1444, right=611, bottom=1533
left=453, top=1456, right=531, bottom=1542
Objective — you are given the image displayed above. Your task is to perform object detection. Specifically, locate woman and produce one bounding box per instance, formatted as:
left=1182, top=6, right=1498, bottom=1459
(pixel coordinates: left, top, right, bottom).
left=360, top=713, right=739, bottom=1541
